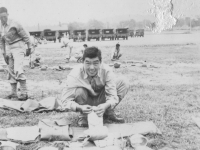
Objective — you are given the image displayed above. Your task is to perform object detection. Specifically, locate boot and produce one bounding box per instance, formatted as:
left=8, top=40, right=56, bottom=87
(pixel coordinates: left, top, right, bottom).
left=4, top=83, right=18, bottom=99
left=104, top=109, right=125, bottom=123
left=78, top=114, right=88, bottom=127
left=18, top=94, right=28, bottom=101
left=18, top=80, right=28, bottom=101
left=4, top=94, right=18, bottom=99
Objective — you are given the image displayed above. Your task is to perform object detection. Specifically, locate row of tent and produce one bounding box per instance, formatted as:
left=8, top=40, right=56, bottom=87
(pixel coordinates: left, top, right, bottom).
left=29, top=28, right=144, bottom=42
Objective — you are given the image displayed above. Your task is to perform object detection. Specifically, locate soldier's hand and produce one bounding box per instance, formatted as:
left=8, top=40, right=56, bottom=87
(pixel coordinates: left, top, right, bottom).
left=26, top=48, right=31, bottom=56
left=78, top=105, right=92, bottom=114
left=95, top=103, right=111, bottom=117
left=94, top=104, right=107, bottom=117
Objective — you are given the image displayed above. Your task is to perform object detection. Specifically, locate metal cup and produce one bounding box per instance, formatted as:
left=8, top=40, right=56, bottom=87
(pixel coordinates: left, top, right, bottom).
left=129, top=134, right=148, bottom=148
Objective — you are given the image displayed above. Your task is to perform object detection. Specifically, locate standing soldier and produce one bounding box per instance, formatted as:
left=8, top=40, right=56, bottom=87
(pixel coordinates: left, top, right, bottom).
left=61, top=33, right=73, bottom=63
left=78, top=32, right=81, bottom=42
left=0, top=7, right=32, bottom=100
left=66, top=32, right=69, bottom=39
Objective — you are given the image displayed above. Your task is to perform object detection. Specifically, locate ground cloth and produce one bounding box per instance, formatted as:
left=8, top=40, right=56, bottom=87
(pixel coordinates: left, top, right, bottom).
left=0, top=119, right=161, bottom=142
left=0, top=97, right=62, bottom=112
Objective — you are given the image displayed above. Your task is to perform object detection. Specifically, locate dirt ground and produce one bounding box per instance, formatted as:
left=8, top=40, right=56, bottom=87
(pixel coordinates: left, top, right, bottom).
left=0, top=31, right=200, bottom=149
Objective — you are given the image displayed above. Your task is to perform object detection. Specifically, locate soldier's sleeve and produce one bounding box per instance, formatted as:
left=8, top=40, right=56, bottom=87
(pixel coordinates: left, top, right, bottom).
left=105, top=68, right=119, bottom=109
left=15, top=22, right=32, bottom=48
left=0, top=34, right=2, bottom=53
left=0, top=35, right=6, bottom=54
left=61, top=87, right=79, bottom=111
left=60, top=74, right=80, bottom=112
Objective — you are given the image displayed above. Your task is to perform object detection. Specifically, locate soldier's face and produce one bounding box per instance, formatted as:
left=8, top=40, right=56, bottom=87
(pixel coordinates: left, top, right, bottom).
left=0, top=12, right=8, bottom=25
left=83, top=57, right=101, bottom=77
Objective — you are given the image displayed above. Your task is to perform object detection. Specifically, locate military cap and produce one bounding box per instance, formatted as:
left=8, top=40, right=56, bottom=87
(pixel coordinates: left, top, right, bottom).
left=0, top=7, right=7, bottom=14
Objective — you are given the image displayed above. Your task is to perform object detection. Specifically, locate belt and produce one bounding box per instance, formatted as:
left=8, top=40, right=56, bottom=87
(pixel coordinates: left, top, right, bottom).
left=8, top=39, right=23, bottom=45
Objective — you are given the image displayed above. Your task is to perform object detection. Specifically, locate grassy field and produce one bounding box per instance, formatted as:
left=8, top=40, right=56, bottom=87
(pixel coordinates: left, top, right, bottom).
left=0, top=33, right=200, bottom=149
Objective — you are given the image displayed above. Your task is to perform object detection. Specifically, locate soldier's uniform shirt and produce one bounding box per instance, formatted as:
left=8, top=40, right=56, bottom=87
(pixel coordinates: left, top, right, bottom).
left=61, top=63, right=119, bottom=111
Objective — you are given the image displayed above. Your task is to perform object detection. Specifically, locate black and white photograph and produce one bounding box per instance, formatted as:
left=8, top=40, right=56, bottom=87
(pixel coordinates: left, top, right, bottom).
left=0, top=0, right=200, bottom=149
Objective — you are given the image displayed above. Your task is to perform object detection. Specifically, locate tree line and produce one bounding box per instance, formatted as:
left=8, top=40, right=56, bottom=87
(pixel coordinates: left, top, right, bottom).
left=174, top=17, right=200, bottom=28
left=28, top=17, right=200, bottom=32
left=67, top=17, right=200, bottom=31
left=67, top=19, right=153, bottom=31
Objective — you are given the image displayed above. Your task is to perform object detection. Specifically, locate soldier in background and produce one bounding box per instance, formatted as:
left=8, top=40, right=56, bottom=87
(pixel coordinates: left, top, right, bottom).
left=30, top=52, right=42, bottom=68
left=61, top=33, right=69, bottom=48
left=110, top=43, right=122, bottom=61
left=66, top=32, right=69, bottom=39
left=77, top=32, right=81, bottom=42
left=79, top=44, right=88, bottom=54
left=61, top=33, right=73, bottom=63
left=74, top=44, right=88, bottom=62
left=0, top=7, right=32, bottom=100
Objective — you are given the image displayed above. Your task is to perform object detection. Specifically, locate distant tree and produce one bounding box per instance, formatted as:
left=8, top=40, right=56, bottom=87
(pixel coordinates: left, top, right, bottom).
left=87, top=20, right=105, bottom=29
left=128, top=19, right=136, bottom=29
left=151, top=22, right=156, bottom=30
left=136, top=21, right=144, bottom=29
left=118, top=19, right=136, bottom=29
left=185, top=17, right=191, bottom=27
left=142, top=20, right=153, bottom=29
left=182, top=17, right=200, bottom=28
left=173, top=17, right=200, bottom=28
left=191, top=17, right=200, bottom=27
left=118, top=19, right=152, bottom=29
left=118, top=21, right=126, bottom=28
left=68, top=22, right=86, bottom=31
left=118, top=21, right=124, bottom=28
left=175, top=18, right=185, bottom=27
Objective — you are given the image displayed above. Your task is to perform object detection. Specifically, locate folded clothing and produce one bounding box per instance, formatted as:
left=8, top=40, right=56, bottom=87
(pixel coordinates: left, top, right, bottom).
left=39, top=118, right=73, bottom=141
left=0, top=97, right=62, bottom=112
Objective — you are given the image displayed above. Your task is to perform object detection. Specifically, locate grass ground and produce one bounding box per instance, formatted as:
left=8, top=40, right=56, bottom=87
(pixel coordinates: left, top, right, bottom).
left=0, top=37, right=200, bottom=149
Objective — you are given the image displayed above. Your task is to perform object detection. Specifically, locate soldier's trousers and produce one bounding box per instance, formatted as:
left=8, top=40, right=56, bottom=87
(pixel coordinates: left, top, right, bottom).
left=74, top=77, right=129, bottom=115
left=6, top=41, right=26, bottom=83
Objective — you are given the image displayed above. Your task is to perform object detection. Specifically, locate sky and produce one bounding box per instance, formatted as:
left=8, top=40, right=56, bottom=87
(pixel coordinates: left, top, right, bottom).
left=1, top=0, right=200, bottom=27
left=172, top=0, right=200, bottom=19
left=0, top=0, right=154, bottom=26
